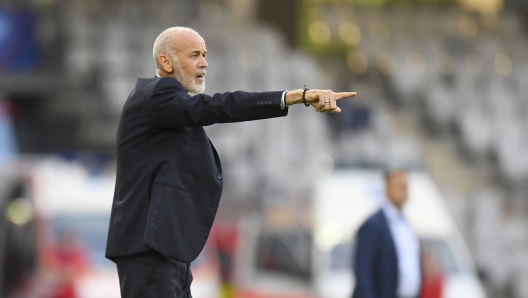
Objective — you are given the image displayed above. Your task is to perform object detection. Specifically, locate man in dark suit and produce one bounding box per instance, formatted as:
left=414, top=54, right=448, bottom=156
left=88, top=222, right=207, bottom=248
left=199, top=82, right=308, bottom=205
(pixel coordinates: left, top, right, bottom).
left=353, top=170, right=421, bottom=298
left=105, top=26, right=356, bottom=297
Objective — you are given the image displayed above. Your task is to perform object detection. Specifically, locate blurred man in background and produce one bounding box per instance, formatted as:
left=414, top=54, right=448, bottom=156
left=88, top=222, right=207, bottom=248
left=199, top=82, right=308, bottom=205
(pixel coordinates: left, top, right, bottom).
left=105, top=26, right=356, bottom=298
left=353, top=170, right=421, bottom=298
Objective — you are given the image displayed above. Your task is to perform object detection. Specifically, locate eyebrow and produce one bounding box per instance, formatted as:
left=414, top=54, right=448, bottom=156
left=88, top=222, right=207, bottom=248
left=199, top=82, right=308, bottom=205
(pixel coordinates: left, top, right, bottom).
left=190, top=50, right=207, bottom=55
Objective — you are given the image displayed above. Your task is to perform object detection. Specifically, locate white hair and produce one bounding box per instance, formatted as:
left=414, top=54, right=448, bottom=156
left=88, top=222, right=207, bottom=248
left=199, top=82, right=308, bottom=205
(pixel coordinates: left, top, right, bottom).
left=152, top=26, right=199, bottom=69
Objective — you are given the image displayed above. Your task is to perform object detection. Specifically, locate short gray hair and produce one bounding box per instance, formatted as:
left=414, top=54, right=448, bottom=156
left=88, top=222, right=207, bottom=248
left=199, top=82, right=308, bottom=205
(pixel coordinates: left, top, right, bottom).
left=383, top=167, right=408, bottom=184
left=152, top=26, right=198, bottom=69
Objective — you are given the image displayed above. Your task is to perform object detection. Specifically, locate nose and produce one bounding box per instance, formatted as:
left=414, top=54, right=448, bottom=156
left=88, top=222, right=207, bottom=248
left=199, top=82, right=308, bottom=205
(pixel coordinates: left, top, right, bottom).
left=199, top=55, right=208, bottom=69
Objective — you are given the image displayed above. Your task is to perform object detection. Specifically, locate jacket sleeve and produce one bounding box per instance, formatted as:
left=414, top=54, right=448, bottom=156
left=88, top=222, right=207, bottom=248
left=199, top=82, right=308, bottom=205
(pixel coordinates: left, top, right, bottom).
left=150, top=77, right=288, bottom=128
left=353, top=219, right=379, bottom=298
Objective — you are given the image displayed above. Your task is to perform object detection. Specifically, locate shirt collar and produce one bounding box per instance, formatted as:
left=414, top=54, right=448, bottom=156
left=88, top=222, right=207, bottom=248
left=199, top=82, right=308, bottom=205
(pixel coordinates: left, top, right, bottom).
left=383, top=201, right=405, bottom=223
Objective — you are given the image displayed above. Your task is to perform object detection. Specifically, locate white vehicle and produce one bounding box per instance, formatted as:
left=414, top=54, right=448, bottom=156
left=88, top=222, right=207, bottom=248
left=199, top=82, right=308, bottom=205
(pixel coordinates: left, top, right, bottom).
left=0, top=157, right=220, bottom=298
left=0, top=157, right=122, bottom=298
left=312, top=169, right=486, bottom=298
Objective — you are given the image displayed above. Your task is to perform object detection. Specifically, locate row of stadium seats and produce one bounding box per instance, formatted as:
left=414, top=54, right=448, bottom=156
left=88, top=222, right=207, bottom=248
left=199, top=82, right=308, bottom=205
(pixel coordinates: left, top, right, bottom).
left=345, top=9, right=528, bottom=184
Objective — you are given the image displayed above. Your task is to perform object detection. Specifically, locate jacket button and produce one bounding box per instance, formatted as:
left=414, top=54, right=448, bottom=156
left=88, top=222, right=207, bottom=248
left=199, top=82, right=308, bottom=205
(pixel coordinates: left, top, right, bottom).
left=216, top=173, right=222, bottom=180
left=211, top=201, right=219, bottom=207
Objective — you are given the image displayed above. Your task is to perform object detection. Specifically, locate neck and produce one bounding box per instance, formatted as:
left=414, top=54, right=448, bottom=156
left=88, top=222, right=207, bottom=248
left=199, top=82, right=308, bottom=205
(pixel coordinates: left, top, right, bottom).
left=156, top=69, right=174, bottom=78
left=389, top=200, right=403, bottom=211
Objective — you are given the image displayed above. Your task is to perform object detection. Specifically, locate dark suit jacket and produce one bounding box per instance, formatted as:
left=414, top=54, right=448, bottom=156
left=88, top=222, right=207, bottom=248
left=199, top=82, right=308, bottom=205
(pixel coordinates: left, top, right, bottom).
left=105, top=76, right=287, bottom=263
left=353, top=209, right=399, bottom=298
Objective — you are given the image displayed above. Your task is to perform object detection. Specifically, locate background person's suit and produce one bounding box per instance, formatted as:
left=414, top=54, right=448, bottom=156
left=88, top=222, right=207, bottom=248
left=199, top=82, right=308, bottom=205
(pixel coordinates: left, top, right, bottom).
left=353, top=209, right=399, bottom=298
left=105, top=76, right=288, bottom=263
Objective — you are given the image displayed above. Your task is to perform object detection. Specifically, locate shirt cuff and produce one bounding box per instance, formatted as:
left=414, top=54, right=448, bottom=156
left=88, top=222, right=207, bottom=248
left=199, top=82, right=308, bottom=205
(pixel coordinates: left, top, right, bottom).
left=280, top=91, right=287, bottom=110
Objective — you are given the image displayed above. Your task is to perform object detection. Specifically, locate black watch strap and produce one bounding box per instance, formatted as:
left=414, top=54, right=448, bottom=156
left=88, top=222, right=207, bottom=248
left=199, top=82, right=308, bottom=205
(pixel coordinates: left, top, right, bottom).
left=302, top=85, right=310, bottom=107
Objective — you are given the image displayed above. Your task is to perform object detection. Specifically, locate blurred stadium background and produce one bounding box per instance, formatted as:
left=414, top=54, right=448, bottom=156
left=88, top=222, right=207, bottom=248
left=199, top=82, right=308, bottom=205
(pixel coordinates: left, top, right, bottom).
left=1, top=0, right=528, bottom=297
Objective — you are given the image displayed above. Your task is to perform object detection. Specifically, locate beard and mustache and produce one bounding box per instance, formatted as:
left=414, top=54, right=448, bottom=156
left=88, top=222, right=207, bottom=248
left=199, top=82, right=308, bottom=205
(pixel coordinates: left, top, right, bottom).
left=173, top=59, right=206, bottom=94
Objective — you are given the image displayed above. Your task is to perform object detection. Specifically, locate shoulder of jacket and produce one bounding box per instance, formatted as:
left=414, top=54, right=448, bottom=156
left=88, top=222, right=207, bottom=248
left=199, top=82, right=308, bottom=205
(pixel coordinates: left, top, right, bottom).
left=363, top=209, right=385, bottom=228
left=152, top=76, right=185, bottom=92
left=135, top=77, right=184, bottom=96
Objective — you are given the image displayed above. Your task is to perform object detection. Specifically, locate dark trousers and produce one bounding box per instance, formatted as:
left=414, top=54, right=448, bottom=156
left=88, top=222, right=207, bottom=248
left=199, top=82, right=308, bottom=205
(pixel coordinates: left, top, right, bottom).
left=115, top=252, right=193, bottom=298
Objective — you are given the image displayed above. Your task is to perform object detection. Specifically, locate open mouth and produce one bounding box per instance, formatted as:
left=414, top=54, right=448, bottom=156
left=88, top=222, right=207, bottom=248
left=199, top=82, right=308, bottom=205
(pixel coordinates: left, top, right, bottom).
left=196, top=73, right=205, bottom=80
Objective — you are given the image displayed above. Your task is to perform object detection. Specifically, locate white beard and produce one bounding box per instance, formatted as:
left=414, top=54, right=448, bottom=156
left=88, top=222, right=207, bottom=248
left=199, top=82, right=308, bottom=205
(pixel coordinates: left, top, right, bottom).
left=174, top=63, right=205, bottom=94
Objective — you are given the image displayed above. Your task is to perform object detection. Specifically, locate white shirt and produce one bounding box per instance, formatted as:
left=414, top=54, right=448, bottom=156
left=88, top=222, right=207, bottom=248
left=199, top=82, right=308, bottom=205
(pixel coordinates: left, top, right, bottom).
left=383, top=202, right=421, bottom=297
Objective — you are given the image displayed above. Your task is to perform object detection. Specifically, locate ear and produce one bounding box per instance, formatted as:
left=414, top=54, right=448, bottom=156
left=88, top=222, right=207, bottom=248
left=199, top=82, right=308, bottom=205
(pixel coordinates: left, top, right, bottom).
left=158, top=54, right=173, bottom=73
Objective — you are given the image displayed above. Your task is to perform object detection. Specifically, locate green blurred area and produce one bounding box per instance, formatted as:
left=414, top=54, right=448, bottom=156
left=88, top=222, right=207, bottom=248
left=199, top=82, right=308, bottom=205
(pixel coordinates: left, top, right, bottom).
left=298, top=0, right=458, bottom=58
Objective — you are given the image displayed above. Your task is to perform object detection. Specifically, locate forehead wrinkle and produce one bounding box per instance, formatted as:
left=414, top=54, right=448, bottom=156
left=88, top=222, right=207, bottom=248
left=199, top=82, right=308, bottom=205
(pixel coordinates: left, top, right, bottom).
left=173, top=30, right=206, bottom=55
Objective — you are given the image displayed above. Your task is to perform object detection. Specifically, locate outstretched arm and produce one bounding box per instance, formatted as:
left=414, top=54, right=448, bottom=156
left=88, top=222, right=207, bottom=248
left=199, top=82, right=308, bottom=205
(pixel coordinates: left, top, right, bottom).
left=150, top=77, right=358, bottom=128
left=150, top=77, right=287, bottom=128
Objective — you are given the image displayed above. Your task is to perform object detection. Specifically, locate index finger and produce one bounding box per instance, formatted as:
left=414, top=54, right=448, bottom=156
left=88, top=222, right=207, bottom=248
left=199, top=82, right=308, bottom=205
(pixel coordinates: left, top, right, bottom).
left=335, top=92, right=357, bottom=100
